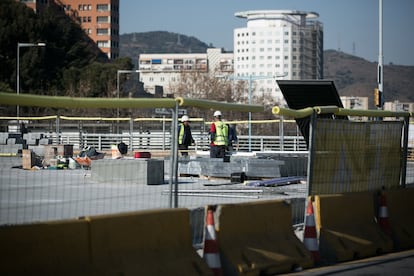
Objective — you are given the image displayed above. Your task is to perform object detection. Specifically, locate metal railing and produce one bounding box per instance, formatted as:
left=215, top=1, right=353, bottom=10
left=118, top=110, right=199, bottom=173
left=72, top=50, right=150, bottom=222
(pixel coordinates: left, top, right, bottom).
left=47, top=131, right=308, bottom=153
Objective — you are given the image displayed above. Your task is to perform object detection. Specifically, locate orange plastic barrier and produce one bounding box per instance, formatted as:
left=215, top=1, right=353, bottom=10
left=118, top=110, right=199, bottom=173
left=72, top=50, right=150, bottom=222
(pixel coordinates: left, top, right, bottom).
left=383, top=188, right=414, bottom=250
left=0, top=218, right=92, bottom=275
left=88, top=208, right=212, bottom=275
left=315, top=192, right=393, bottom=263
left=216, top=200, right=314, bottom=275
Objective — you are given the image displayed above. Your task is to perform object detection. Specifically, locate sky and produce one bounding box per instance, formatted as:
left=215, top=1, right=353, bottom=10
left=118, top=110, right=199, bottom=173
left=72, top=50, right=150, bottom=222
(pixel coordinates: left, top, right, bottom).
left=120, top=0, right=414, bottom=66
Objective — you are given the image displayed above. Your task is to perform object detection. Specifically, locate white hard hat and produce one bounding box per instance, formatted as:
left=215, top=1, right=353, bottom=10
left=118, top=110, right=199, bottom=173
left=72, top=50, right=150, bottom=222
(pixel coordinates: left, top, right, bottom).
left=181, top=115, right=190, bottom=122
left=213, top=110, right=222, bottom=117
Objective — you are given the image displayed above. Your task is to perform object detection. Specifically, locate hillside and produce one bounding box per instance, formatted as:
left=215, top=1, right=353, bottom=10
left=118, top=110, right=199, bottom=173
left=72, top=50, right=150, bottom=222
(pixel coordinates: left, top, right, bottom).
left=120, top=32, right=414, bottom=107
left=323, top=50, right=414, bottom=106
left=120, top=31, right=211, bottom=57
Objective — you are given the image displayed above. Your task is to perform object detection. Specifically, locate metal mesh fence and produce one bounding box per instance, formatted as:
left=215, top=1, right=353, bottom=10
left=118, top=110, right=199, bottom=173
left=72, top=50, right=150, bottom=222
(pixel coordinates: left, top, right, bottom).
left=308, top=118, right=410, bottom=195
left=0, top=117, right=307, bottom=228
left=1, top=113, right=412, bottom=246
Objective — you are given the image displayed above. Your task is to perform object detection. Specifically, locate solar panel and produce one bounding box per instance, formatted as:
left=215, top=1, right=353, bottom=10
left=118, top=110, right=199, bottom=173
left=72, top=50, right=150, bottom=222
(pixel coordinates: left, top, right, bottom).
left=276, top=80, right=347, bottom=147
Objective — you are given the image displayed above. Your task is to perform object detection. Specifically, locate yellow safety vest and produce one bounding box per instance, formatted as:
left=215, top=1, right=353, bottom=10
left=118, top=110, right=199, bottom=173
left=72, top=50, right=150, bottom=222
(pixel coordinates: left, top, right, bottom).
left=213, top=121, right=228, bottom=146
left=178, top=123, right=185, bottom=144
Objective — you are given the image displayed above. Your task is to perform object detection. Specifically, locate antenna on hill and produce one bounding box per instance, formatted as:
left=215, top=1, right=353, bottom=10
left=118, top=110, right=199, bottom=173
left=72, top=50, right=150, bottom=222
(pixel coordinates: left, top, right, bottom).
left=337, top=34, right=341, bottom=52
left=352, top=42, right=356, bottom=55
left=177, top=34, right=183, bottom=46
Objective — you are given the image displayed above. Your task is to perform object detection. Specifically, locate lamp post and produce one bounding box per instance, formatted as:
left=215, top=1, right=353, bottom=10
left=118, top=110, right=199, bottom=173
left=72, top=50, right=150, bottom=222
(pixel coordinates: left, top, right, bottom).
left=116, top=69, right=140, bottom=117
left=116, top=70, right=139, bottom=133
left=17, top=42, right=46, bottom=118
left=228, top=73, right=287, bottom=152
left=377, top=0, right=384, bottom=109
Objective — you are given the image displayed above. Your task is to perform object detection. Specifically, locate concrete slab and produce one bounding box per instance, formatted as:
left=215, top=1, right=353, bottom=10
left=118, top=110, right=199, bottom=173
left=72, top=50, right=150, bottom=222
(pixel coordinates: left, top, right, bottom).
left=178, top=156, right=285, bottom=178
left=91, top=158, right=164, bottom=185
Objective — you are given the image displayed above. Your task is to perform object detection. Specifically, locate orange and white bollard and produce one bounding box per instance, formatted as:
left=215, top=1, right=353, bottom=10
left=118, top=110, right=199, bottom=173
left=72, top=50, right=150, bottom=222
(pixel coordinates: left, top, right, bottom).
left=203, top=208, right=223, bottom=276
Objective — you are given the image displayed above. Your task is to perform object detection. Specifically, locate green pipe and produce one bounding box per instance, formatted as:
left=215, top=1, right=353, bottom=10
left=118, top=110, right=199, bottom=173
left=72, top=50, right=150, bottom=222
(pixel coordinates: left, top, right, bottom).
left=176, top=97, right=264, bottom=112
left=272, top=106, right=314, bottom=118
left=0, top=92, right=177, bottom=109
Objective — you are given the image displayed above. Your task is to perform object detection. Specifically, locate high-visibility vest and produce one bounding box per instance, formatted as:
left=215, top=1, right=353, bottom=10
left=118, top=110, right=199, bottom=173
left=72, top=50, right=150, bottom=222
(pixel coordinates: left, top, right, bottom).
left=178, top=123, right=185, bottom=144
left=213, top=121, right=228, bottom=146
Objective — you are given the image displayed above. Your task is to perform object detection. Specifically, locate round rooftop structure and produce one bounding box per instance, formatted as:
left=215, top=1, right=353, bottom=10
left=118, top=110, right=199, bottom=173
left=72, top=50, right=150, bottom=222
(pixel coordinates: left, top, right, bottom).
left=235, top=10, right=319, bottom=20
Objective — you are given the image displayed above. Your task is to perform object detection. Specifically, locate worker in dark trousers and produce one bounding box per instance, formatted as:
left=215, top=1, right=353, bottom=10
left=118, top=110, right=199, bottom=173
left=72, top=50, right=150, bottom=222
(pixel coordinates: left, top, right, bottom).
left=178, top=115, right=195, bottom=156
left=209, top=110, right=229, bottom=158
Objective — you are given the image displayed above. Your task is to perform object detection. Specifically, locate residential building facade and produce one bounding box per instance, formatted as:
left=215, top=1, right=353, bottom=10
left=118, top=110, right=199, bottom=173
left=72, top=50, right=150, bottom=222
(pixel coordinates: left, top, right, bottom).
left=384, top=101, right=414, bottom=113
left=138, top=48, right=234, bottom=95
left=18, top=0, right=119, bottom=59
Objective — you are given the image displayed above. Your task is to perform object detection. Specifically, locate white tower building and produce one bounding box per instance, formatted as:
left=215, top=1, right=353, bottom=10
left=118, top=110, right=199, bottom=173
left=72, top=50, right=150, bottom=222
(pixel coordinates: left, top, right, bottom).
left=234, top=10, right=324, bottom=102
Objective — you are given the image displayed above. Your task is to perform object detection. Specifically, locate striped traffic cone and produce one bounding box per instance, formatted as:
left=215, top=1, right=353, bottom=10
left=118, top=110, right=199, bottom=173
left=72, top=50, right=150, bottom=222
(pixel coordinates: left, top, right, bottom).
left=378, top=192, right=392, bottom=236
left=303, top=199, right=321, bottom=263
left=203, top=208, right=222, bottom=276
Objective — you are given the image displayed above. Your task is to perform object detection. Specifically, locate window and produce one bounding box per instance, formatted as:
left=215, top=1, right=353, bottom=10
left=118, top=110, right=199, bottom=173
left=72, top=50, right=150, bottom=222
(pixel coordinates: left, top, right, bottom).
left=97, top=16, right=109, bottom=23
left=97, top=4, right=109, bottom=11
left=97, top=40, right=110, bottom=47
left=97, top=28, right=109, bottom=35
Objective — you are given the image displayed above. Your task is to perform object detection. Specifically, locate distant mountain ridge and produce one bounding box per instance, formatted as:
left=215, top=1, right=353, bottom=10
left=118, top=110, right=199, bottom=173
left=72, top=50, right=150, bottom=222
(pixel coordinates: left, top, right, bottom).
left=120, top=31, right=211, bottom=56
left=120, top=32, right=414, bottom=107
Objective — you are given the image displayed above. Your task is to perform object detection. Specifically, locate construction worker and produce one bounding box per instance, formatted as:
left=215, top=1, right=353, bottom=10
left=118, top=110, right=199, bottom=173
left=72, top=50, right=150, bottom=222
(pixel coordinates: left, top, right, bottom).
left=209, top=110, right=229, bottom=158
left=227, top=123, right=239, bottom=153
left=178, top=115, right=195, bottom=156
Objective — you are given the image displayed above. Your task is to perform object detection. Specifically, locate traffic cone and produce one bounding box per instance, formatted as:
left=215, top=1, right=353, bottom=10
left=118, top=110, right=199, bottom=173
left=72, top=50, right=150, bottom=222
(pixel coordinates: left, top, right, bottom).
left=203, top=208, right=222, bottom=276
left=303, top=199, right=320, bottom=263
left=378, top=192, right=392, bottom=236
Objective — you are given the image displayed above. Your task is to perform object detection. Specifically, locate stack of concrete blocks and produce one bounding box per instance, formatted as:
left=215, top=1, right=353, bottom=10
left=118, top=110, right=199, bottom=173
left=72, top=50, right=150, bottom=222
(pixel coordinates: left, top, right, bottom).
left=0, top=132, right=22, bottom=154
left=177, top=156, right=285, bottom=179
left=92, top=159, right=164, bottom=185
left=24, top=133, right=42, bottom=146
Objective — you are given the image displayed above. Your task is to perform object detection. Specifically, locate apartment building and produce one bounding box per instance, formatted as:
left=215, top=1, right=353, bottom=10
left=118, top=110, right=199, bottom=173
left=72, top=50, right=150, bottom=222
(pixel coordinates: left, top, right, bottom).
left=384, top=101, right=414, bottom=113
left=234, top=10, right=324, bottom=101
left=18, top=0, right=119, bottom=59
left=340, top=96, right=369, bottom=110
left=138, top=48, right=234, bottom=95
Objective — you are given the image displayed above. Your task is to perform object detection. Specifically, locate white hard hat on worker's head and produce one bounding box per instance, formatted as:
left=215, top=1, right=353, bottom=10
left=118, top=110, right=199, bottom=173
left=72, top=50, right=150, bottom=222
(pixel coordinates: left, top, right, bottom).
left=181, top=115, right=190, bottom=122
left=213, top=110, right=222, bottom=117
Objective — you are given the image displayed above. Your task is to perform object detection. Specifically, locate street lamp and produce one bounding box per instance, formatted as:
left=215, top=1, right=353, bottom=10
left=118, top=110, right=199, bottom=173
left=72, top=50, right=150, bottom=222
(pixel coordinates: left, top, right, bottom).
left=377, top=0, right=384, bottom=109
left=116, top=69, right=140, bottom=118
left=228, top=73, right=287, bottom=152
left=116, top=70, right=140, bottom=134
left=17, top=42, right=46, bottom=118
